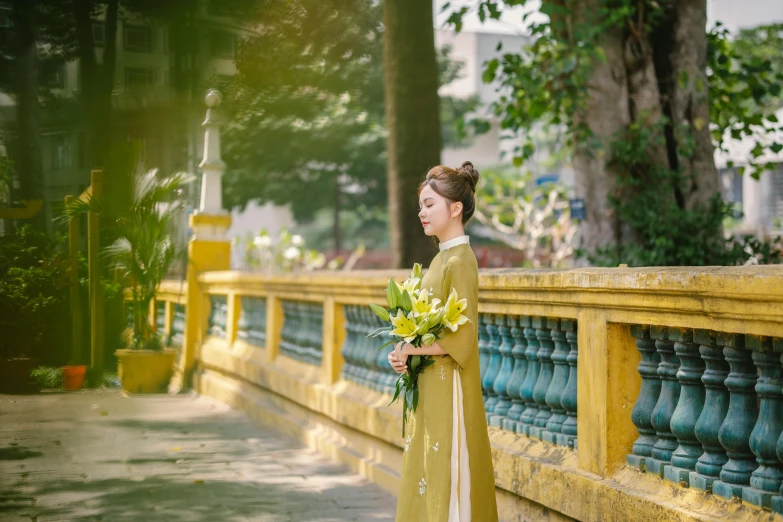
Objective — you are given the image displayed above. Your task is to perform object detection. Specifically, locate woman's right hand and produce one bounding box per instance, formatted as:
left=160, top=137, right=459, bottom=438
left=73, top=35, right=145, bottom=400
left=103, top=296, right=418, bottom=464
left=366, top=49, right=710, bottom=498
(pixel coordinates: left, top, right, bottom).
left=388, top=342, right=408, bottom=374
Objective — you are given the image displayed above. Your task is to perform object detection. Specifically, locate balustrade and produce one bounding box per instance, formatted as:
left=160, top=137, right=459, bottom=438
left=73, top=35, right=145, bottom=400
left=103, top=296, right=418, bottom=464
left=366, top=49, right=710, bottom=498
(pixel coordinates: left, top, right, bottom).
left=690, top=329, right=730, bottom=492
left=169, top=304, right=185, bottom=348
left=156, top=301, right=166, bottom=333
left=743, top=336, right=783, bottom=508
left=340, top=304, right=395, bottom=391
left=279, top=300, right=323, bottom=365
left=543, top=320, right=569, bottom=444
left=627, top=324, right=783, bottom=508
left=478, top=314, right=491, bottom=402
left=180, top=265, right=781, bottom=520
left=713, top=335, right=758, bottom=500
left=664, top=328, right=706, bottom=484
left=628, top=326, right=660, bottom=470
left=518, top=317, right=541, bottom=436
left=237, top=296, right=267, bottom=347
left=502, top=316, right=528, bottom=433
left=483, top=315, right=502, bottom=422
left=207, top=295, right=228, bottom=338
left=530, top=317, right=555, bottom=439
left=125, top=301, right=134, bottom=330
left=489, top=315, right=515, bottom=427
left=558, top=319, right=578, bottom=448
left=646, top=327, right=680, bottom=477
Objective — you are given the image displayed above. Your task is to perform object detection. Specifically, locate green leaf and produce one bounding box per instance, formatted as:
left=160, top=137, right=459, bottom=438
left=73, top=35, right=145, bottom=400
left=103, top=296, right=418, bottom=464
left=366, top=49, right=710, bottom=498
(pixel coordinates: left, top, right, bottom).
left=388, top=374, right=404, bottom=406
left=369, top=303, right=390, bottom=322
left=678, top=70, right=690, bottom=88
left=376, top=339, right=398, bottom=351
left=386, top=279, right=401, bottom=309
left=410, top=354, right=421, bottom=372
left=399, top=289, right=413, bottom=311
left=419, top=357, right=436, bottom=369
left=365, top=326, right=391, bottom=338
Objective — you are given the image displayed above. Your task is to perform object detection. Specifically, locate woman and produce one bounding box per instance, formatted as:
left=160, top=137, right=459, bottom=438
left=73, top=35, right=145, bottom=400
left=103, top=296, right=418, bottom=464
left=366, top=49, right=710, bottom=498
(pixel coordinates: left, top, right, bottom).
left=388, top=161, right=498, bottom=522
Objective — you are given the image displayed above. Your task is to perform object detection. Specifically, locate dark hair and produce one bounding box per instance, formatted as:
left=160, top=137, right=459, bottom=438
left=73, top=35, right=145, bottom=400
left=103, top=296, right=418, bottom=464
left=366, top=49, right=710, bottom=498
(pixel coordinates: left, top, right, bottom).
left=417, top=161, right=480, bottom=224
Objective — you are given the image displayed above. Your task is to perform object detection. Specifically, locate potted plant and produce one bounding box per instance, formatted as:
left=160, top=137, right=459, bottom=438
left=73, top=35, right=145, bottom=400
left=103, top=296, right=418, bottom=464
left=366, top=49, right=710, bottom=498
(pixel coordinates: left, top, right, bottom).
left=67, top=157, right=191, bottom=393
left=0, top=225, right=71, bottom=393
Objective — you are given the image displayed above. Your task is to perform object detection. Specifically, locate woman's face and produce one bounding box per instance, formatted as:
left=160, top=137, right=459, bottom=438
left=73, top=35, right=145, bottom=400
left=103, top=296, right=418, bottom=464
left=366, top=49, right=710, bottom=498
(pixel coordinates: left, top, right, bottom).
left=418, top=184, right=458, bottom=238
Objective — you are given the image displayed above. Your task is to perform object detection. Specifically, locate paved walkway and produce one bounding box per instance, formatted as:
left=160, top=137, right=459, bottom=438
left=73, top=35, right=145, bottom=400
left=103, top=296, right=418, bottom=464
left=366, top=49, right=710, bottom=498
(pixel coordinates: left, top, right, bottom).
left=0, top=390, right=396, bottom=521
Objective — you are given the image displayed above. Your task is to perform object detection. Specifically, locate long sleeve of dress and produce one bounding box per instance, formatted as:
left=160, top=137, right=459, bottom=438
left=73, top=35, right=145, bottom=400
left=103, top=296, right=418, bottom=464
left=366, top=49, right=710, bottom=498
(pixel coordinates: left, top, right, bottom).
left=436, top=257, right=477, bottom=370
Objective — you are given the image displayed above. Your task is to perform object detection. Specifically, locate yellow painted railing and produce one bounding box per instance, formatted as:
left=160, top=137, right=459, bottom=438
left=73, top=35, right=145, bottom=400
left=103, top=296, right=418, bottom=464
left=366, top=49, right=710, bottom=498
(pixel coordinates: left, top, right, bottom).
left=150, top=267, right=783, bottom=522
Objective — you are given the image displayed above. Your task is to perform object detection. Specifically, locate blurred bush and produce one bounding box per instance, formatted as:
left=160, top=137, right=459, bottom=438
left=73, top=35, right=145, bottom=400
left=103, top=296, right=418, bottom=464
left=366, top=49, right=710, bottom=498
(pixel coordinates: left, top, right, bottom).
left=0, top=225, right=70, bottom=363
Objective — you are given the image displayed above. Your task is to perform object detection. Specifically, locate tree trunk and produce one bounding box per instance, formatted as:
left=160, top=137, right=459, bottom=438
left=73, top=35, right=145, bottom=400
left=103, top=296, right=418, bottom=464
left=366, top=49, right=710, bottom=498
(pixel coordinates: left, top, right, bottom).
left=669, top=0, right=720, bottom=209
left=96, top=0, right=119, bottom=167
left=383, top=0, right=441, bottom=268
left=74, top=0, right=118, bottom=168
left=563, top=0, right=721, bottom=259
left=565, top=0, right=629, bottom=260
left=10, top=0, right=44, bottom=230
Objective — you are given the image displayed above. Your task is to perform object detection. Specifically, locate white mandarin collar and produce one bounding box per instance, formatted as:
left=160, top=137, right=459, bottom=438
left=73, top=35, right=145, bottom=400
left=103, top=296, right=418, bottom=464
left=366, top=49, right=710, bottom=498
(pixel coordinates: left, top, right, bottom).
left=439, top=235, right=470, bottom=252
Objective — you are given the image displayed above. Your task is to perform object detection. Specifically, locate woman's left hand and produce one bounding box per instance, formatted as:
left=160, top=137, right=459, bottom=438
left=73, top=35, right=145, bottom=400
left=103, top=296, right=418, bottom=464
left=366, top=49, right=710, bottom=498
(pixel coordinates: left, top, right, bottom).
left=394, top=341, right=410, bottom=365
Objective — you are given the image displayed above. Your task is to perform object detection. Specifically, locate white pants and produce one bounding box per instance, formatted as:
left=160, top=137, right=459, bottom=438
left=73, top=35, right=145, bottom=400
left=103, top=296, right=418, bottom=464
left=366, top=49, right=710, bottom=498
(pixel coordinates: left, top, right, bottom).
left=448, top=369, right=471, bottom=522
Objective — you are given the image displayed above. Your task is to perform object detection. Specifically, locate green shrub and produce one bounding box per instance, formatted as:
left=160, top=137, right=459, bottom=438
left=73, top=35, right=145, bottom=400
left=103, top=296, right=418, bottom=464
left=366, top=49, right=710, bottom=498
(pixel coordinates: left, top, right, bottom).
left=0, top=226, right=70, bottom=362
left=30, top=366, right=62, bottom=389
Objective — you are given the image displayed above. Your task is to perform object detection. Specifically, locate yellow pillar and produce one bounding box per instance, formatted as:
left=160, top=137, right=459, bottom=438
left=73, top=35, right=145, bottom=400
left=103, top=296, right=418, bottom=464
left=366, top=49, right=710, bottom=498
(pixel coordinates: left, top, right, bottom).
left=173, top=219, right=232, bottom=391
left=576, top=309, right=641, bottom=478
left=321, top=298, right=346, bottom=385
left=88, top=170, right=104, bottom=371
left=265, top=295, right=284, bottom=362
left=66, top=195, right=83, bottom=364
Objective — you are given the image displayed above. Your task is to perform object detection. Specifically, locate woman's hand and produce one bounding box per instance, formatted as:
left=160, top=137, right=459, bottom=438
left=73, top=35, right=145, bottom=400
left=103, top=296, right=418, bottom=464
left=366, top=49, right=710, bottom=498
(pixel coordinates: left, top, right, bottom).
left=388, top=341, right=409, bottom=374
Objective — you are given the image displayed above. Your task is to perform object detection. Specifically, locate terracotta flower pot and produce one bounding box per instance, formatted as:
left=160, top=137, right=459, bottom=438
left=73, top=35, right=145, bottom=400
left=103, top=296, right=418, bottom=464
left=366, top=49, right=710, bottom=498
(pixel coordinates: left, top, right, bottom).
left=62, top=365, right=87, bottom=390
left=115, top=349, right=177, bottom=393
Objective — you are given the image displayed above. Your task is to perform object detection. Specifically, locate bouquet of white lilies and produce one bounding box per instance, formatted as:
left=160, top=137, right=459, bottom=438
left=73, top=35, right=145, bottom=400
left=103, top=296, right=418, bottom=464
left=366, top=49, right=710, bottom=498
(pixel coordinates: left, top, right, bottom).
left=367, top=263, right=470, bottom=436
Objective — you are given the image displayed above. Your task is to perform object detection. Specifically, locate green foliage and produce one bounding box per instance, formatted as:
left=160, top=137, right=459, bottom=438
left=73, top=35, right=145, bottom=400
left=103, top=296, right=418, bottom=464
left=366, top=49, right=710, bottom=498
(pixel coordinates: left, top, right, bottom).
left=31, top=365, right=118, bottom=389
left=65, top=150, right=191, bottom=350
left=237, top=228, right=333, bottom=272
left=219, top=0, right=385, bottom=222
left=447, top=1, right=783, bottom=267
left=586, top=117, right=781, bottom=267
left=730, top=23, right=783, bottom=111
left=474, top=168, right=577, bottom=267
left=221, top=0, right=484, bottom=226
left=30, top=366, right=62, bottom=389
left=0, top=156, right=12, bottom=197
left=708, top=23, right=783, bottom=180
left=0, top=225, right=70, bottom=362
left=84, top=369, right=119, bottom=389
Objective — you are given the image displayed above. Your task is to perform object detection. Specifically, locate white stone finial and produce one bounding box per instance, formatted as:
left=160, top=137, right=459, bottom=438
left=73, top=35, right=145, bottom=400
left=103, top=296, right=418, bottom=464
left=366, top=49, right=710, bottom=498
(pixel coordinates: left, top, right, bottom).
left=205, top=89, right=222, bottom=108
left=197, top=87, right=227, bottom=222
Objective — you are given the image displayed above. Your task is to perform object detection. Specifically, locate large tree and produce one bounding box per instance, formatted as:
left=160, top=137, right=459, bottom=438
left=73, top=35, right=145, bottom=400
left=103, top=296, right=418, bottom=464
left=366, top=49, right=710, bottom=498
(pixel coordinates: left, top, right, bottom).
left=219, top=0, right=387, bottom=254
left=383, top=0, right=443, bottom=268
left=220, top=0, right=478, bottom=255
left=0, top=0, right=45, bottom=230
left=449, top=0, right=782, bottom=266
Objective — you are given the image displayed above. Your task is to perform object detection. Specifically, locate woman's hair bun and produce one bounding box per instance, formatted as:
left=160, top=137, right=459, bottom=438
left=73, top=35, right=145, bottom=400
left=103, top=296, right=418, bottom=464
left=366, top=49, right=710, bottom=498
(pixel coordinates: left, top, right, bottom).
left=457, top=161, right=479, bottom=192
